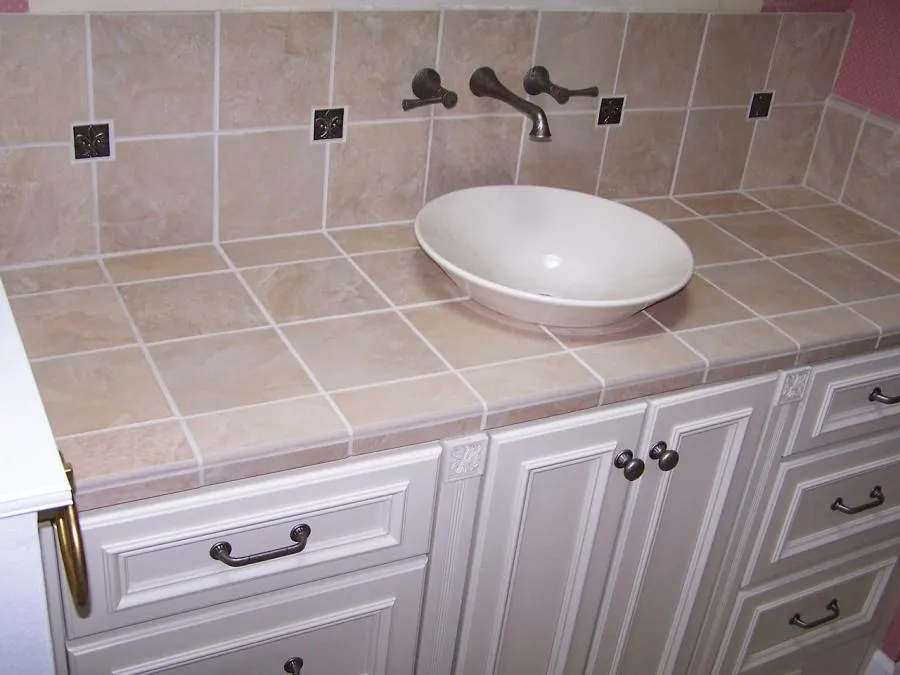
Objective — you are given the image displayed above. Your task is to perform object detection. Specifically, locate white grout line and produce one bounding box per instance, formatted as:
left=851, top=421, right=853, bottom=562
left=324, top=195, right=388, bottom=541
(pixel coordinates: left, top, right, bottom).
left=116, top=131, right=215, bottom=143
left=96, top=259, right=207, bottom=484
left=667, top=13, right=709, bottom=197
left=212, top=11, right=221, bottom=245
left=420, top=11, right=443, bottom=207
left=323, top=229, right=489, bottom=430
left=513, top=9, right=542, bottom=187
left=838, top=110, right=869, bottom=203
left=212, top=241, right=355, bottom=449
left=84, top=15, right=102, bottom=256
left=801, top=100, right=829, bottom=188
left=593, top=11, right=628, bottom=197
left=320, top=13, right=337, bottom=227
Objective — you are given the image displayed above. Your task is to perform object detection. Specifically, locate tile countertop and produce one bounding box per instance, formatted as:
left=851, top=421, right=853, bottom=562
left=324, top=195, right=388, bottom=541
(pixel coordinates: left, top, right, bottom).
left=4, top=186, right=900, bottom=511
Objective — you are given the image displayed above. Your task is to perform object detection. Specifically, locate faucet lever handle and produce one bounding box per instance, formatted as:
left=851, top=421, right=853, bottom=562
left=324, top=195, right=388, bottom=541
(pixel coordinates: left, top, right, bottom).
left=402, top=68, right=458, bottom=111
left=523, top=66, right=599, bottom=105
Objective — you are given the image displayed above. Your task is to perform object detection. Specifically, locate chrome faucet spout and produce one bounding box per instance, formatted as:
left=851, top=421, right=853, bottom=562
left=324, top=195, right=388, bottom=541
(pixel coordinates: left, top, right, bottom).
left=469, top=67, right=551, bottom=142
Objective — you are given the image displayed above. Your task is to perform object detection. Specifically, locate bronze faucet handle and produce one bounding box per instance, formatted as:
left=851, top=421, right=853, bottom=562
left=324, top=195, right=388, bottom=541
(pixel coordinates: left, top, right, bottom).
left=524, top=65, right=599, bottom=105
left=402, top=68, right=458, bottom=111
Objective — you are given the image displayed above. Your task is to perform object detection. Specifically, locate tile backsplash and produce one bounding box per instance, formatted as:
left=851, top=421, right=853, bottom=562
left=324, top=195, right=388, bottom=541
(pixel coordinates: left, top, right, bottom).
left=0, top=9, right=853, bottom=266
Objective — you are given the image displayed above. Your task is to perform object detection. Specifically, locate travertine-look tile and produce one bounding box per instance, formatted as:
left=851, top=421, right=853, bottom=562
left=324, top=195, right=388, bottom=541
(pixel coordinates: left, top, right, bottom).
left=646, top=276, right=754, bottom=330
left=674, top=110, right=755, bottom=194
left=848, top=241, right=900, bottom=279
left=333, top=12, right=439, bottom=121
left=779, top=250, right=900, bottom=303
left=219, top=12, right=332, bottom=128
left=0, top=16, right=87, bottom=143
left=56, top=422, right=195, bottom=482
left=438, top=11, right=536, bottom=116
left=98, top=137, right=213, bottom=253
left=219, top=130, right=325, bottom=239
left=242, top=259, right=387, bottom=323
left=353, top=249, right=463, bottom=306
left=328, top=121, right=429, bottom=228
left=851, top=296, right=900, bottom=349
left=11, top=287, right=135, bottom=359
left=597, top=110, right=686, bottom=199
left=548, top=312, right=664, bottom=349
left=667, top=219, right=761, bottom=266
left=427, top=117, right=521, bottom=199
left=771, top=307, right=879, bottom=364
left=843, top=117, right=900, bottom=231
left=92, top=14, right=213, bottom=135
left=405, top=301, right=561, bottom=369
left=76, top=472, right=200, bottom=511
left=678, top=320, right=797, bottom=383
left=0, top=147, right=94, bottom=266
left=222, top=234, right=340, bottom=268
left=31, top=347, right=172, bottom=436
left=283, top=313, right=446, bottom=390
left=119, top=273, right=267, bottom=342
left=743, top=105, right=823, bottom=188
left=333, top=374, right=483, bottom=454
left=712, top=211, right=832, bottom=257
left=463, top=353, right=602, bottom=428
left=621, top=198, right=695, bottom=221
left=780, top=205, right=898, bottom=246
left=150, top=329, right=316, bottom=415
left=577, top=333, right=706, bottom=401
left=675, top=192, right=765, bottom=216
left=330, top=224, right=417, bottom=254
left=187, top=396, right=347, bottom=462
left=806, top=100, right=865, bottom=199
left=533, top=12, right=625, bottom=112
left=745, top=186, right=831, bottom=210
left=692, top=14, right=779, bottom=107
left=767, top=13, right=851, bottom=103
left=0, top=261, right=105, bottom=297
left=701, top=260, right=834, bottom=316
left=519, top=113, right=606, bottom=194
left=105, top=246, right=227, bottom=283
left=615, top=13, right=705, bottom=108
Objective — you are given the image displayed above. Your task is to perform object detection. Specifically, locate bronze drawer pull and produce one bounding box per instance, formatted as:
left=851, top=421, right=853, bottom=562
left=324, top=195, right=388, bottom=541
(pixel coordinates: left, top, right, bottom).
left=209, top=524, right=311, bottom=568
left=789, top=599, right=840, bottom=630
left=869, top=387, right=900, bottom=405
left=831, top=486, right=884, bottom=515
left=284, top=657, right=304, bottom=673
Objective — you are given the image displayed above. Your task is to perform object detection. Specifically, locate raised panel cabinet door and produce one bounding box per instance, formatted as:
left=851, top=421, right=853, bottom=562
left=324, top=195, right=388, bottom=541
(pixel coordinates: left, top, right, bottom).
left=455, top=402, right=647, bottom=675
left=587, top=375, right=778, bottom=675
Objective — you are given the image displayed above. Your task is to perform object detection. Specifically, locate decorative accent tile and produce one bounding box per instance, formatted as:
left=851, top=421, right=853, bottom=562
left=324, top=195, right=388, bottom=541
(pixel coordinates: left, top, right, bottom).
left=597, top=96, right=624, bottom=126
left=445, top=437, right=487, bottom=480
left=311, top=107, right=346, bottom=142
left=72, top=123, right=112, bottom=161
left=778, top=369, right=811, bottom=406
left=748, top=92, right=774, bottom=120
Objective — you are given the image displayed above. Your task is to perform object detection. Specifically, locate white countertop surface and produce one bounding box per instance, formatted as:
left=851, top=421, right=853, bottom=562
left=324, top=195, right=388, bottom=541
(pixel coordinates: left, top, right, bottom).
left=0, top=279, right=70, bottom=518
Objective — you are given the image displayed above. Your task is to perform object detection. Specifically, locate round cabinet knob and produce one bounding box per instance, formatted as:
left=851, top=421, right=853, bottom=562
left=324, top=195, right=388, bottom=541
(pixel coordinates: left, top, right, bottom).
left=284, top=657, right=304, bottom=674
left=649, top=441, right=679, bottom=472
left=614, top=450, right=645, bottom=481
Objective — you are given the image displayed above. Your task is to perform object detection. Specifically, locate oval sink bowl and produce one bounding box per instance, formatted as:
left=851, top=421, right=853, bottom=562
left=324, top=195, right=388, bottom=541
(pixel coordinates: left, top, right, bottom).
left=415, top=185, right=694, bottom=328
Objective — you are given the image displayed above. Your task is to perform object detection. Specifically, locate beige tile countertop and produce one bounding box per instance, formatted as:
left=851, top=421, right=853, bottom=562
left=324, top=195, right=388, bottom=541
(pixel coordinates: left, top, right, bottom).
left=5, top=186, right=900, bottom=511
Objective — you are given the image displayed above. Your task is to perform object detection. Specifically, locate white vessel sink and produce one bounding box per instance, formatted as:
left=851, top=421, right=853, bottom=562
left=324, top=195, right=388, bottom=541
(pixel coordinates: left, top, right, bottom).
left=415, top=185, right=694, bottom=328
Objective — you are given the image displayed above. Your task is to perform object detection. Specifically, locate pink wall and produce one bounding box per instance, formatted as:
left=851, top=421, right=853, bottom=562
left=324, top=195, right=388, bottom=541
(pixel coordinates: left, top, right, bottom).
left=762, top=0, right=852, bottom=10
left=0, top=0, right=28, bottom=11
left=833, top=0, right=900, bottom=121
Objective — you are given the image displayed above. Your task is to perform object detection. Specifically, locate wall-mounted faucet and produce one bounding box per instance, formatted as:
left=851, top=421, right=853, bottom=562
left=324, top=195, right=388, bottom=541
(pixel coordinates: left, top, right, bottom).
left=401, top=68, right=458, bottom=111
left=469, top=67, right=551, bottom=142
left=523, top=66, right=599, bottom=105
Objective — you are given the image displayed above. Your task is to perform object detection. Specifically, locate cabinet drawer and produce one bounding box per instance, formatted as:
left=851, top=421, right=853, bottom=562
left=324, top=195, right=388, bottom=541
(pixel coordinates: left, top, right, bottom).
left=790, top=350, right=900, bottom=456
left=748, top=431, right=900, bottom=584
left=715, top=546, right=900, bottom=674
left=62, top=445, right=440, bottom=638
left=66, top=557, right=426, bottom=675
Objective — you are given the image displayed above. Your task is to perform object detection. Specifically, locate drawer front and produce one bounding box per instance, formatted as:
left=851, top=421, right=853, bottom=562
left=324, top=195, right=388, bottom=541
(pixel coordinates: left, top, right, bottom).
left=64, top=445, right=440, bottom=637
left=715, top=546, right=900, bottom=674
left=67, top=557, right=426, bottom=675
left=740, top=635, right=871, bottom=675
left=791, top=350, right=900, bottom=455
left=748, top=431, right=900, bottom=584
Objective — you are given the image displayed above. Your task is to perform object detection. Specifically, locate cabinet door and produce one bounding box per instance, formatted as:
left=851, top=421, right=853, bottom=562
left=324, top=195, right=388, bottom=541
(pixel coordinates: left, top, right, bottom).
left=587, top=375, right=777, bottom=675
left=455, top=402, right=646, bottom=675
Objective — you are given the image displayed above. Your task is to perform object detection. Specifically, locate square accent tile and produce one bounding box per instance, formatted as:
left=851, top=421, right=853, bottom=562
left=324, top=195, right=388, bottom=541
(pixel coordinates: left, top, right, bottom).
left=282, top=312, right=447, bottom=391
left=118, top=273, right=267, bottom=342
left=72, top=122, right=112, bottom=160
left=597, top=96, right=624, bottom=126
left=748, top=92, right=773, bottom=119
left=311, top=107, right=345, bottom=142
left=149, top=329, right=316, bottom=415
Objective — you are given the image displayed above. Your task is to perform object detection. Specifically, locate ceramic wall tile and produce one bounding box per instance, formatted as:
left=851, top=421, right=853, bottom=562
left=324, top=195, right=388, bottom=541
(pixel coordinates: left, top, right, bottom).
left=674, top=109, right=755, bottom=194
left=745, top=186, right=830, bottom=209
left=806, top=100, right=865, bottom=199
left=222, top=234, right=340, bottom=268
left=92, top=14, right=214, bottom=135
left=333, top=12, right=439, bottom=121
left=518, top=113, right=606, bottom=195
left=104, top=246, right=227, bottom=283
left=843, top=116, right=900, bottom=231
left=743, top=105, right=823, bottom=188
left=219, top=12, right=332, bottom=129
left=329, top=224, right=418, bottom=254
left=0, top=16, right=88, bottom=143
